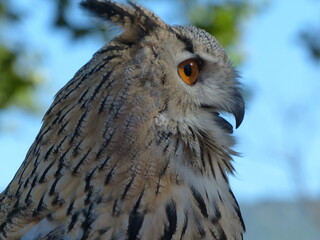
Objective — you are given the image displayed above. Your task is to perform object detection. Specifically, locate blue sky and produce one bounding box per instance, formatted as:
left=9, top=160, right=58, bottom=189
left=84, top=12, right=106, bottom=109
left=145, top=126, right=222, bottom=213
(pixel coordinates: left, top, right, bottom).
left=0, top=0, right=319, bottom=203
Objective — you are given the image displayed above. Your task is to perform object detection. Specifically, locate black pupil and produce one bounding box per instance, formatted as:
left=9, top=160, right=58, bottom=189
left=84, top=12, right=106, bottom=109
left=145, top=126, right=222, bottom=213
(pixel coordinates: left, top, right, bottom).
left=184, top=64, right=192, bottom=77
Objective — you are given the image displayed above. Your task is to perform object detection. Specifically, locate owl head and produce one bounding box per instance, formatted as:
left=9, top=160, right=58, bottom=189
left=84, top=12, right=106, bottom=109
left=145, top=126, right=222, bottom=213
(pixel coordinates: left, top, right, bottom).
left=78, top=0, right=244, bottom=149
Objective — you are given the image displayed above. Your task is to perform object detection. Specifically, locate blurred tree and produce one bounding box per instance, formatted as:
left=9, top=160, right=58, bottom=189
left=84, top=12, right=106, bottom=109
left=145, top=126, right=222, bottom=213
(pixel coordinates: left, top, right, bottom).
left=186, top=0, right=255, bottom=65
left=0, top=1, right=40, bottom=111
left=300, top=27, right=320, bottom=63
left=299, top=1, right=320, bottom=63
left=0, top=0, right=259, bottom=112
left=0, top=46, right=38, bottom=110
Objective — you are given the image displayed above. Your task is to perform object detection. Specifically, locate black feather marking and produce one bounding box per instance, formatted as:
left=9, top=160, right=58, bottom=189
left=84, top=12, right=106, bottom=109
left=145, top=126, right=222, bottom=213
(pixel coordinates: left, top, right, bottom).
left=18, top=158, right=31, bottom=184
left=53, top=136, right=68, bottom=154
left=121, top=176, right=135, bottom=200
left=0, top=202, right=25, bottom=236
left=57, top=77, right=88, bottom=104
left=127, top=212, right=144, bottom=240
left=132, top=190, right=144, bottom=213
left=218, top=191, right=223, bottom=202
left=98, top=227, right=111, bottom=235
left=176, top=33, right=194, bottom=53
left=210, top=225, right=227, bottom=240
left=24, top=175, right=38, bottom=204
left=51, top=109, right=62, bottom=125
left=23, top=177, right=29, bottom=188
left=200, top=146, right=206, bottom=169
left=190, top=186, right=208, bottom=218
left=123, top=113, right=134, bottom=132
left=207, top=152, right=216, bottom=179
left=67, top=200, right=75, bottom=215
left=218, top=163, right=229, bottom=183
left=218, top=228, right=227, bottom=240
left=44, top=145, right=55, bottom=161
left=30, top=158, right=39, bottom=177
left=160, top=200, right=177, bottom=240
left=46, top=213, right=53, bottom=221
left=6, top=200, right=24, bottom=221
left=81, top=0, right=164, bottom=41
left=126, top=191, right=145, bottom=240
left=197, top=223, right=206, bottom=238
left=49, top=176, right=61, bottom=196
left=91, top=70, right=112, bottom=100
left=70, top=109, right=89, bottom=143
left=210, top=229, right=221, bottom=240
left=72, top=149, right=92, bottom=175
left=209, top=229, right=218, bottom=240
left=163, top=141, right=170, bottom=153
left=98, top=45, right=124, bottom=54
left=97, top=55, right=118, bottom=72
left=0, top=227, right=7, bottom=238
left=68, top=211, right=80, bottom=232
left=98, top=91, right=111, bottom=114
left=104, top=163, right=117, bottom=184
left=180, top=212, right=188, bottom=240
left=81, top=0, right=134, bottom=24
left=39, top=161, right=55, bottom=183
left=112, top=199, right=120, bottom=216
left=210, top=202, right=221, bottom=224
left=51, top=194, right=65, bottom=206
left=35, top=126, right=51, bottom=143
left=174, top=137, right=180, bottom=154
left=54, top=150, right=69, bottom=177
left=96, top=128, right=115, bottom=158
left=14, top=182, right=22, bottom=197
left=229, top=189, right=245, bottom=231
left=85, top=167, right=97, bottom=192
left=72, top=139, right=84, bottom=157
left=32, top=194, right=46, bottom=217
left=78, top=88, right=90, bottom=104
left=188, top=126, right=196, bottom=140
left=58, top=120, right=70, bottom=135
left=99, top=156, right=111, bottom=171
left=56, top=105, right=74, bottom=124
left=80, top=204, right=95, bottom=240
left=156, top=158, right=170, bottom=195
left=84, top=189, right=93, bottom=206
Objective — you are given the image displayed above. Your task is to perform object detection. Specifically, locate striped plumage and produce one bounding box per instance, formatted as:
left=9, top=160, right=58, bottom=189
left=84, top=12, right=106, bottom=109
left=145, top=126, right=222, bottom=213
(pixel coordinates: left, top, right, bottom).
left=0, top=0, right=245, bottom=239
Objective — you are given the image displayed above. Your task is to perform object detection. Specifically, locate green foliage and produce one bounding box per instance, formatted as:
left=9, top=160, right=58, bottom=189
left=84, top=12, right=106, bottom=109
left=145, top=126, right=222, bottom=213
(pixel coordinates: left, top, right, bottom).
left=0, top=45, right=40, bottom=110
left=0, top=1, right=20, bottom=22
left=0, top=1, right=40, bottom=111
left=189, top=1, right=254, bottom=65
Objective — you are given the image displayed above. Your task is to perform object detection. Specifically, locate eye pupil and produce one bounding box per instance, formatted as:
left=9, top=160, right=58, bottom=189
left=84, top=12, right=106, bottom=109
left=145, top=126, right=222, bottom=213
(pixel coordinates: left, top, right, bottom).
left=184, top=64, right=192, bottom=76
left=178, top=59, right=199, bottom=85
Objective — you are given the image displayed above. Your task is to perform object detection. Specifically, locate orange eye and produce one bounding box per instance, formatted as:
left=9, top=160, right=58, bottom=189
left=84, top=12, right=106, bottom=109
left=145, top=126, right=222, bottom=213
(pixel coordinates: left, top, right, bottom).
left=178, top=59, right=199, bottom=85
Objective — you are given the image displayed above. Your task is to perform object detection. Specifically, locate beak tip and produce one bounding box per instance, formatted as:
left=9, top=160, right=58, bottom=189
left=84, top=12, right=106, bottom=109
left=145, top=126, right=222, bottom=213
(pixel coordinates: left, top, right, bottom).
left=234, top=95, right=245, bottom=129
left=235, top=114, right=244, bottom=129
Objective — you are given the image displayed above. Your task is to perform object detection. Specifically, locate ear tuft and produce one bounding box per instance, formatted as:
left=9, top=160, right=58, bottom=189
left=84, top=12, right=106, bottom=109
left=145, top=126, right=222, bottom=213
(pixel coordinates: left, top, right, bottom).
left=80, top=0, right=167, bottom=34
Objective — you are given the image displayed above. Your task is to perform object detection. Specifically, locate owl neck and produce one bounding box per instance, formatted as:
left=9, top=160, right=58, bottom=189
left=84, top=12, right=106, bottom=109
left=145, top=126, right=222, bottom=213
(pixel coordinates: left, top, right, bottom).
left=101, top=117, right=244, bottom=239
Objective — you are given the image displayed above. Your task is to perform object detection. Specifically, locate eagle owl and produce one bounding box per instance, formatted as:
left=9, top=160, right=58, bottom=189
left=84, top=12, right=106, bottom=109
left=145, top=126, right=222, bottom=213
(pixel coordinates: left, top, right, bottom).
left=0, top=0, right=245, bottom=239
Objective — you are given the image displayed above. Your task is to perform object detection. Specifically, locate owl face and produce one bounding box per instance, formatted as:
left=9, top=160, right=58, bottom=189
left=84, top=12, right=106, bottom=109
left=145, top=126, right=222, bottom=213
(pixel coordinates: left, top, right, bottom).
left=135, top=24, right=244, bottom=138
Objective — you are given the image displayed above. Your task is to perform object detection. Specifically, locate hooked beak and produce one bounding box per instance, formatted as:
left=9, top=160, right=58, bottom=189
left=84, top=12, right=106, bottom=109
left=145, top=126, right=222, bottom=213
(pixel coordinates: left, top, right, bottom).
left=201, top=92, right=245, bottom=133
left=231, top=92, right=245, bottom=129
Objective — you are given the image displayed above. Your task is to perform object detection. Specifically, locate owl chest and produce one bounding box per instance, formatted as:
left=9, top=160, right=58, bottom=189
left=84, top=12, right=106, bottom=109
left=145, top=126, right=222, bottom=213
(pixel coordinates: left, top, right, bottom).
left=97, top=170, right=238, bottom=240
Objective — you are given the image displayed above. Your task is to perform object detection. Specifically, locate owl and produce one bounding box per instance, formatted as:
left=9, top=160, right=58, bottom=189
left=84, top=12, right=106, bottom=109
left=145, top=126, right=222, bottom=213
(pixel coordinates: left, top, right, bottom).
left=0, top=0, right=245, bottom=239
